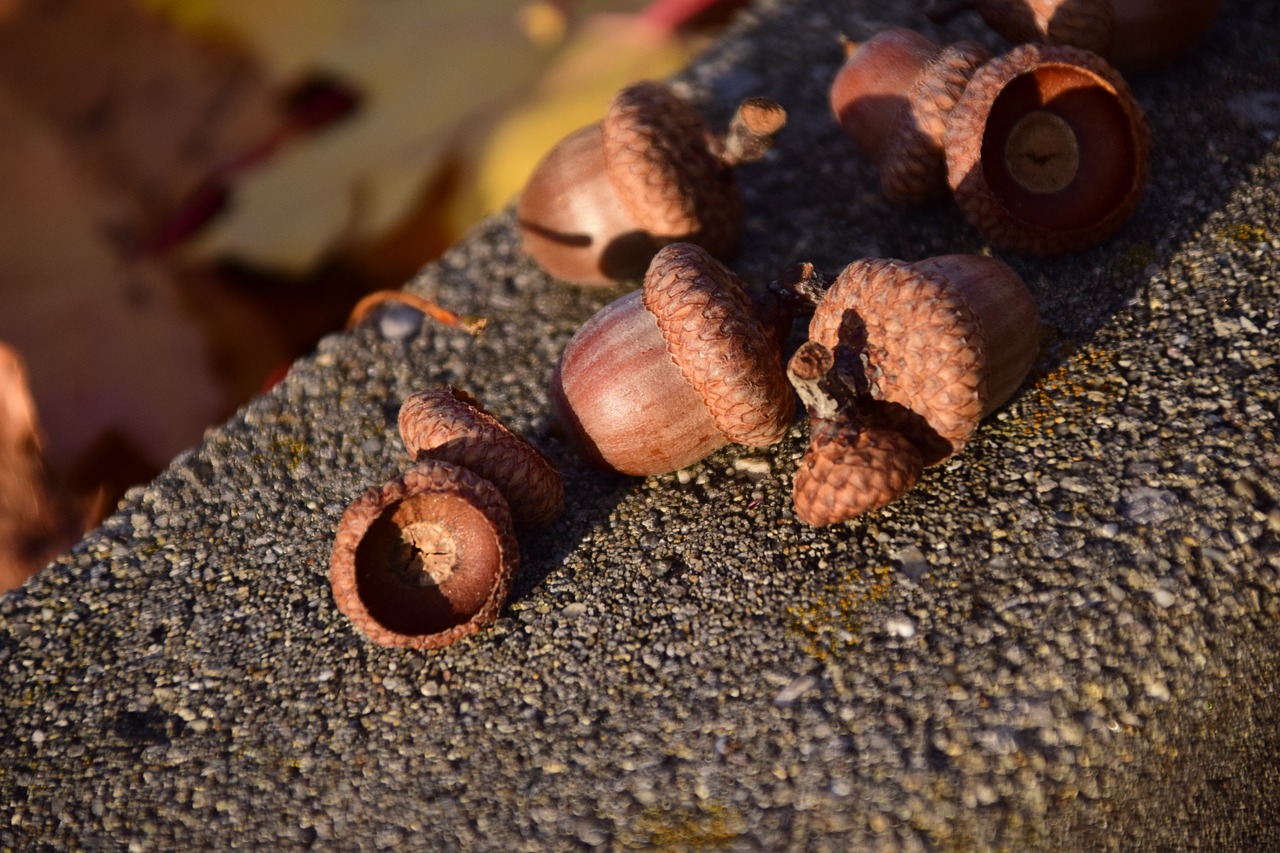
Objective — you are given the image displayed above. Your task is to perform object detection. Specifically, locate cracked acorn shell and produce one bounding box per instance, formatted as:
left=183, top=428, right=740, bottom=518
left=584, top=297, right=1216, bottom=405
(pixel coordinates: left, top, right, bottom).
left=944, top=43, right=1151, bottom=255
left=549, top=242, right=794, bottom=476
left=329, top=459, right=518, bottom=650
left=830, top=28, right=991, bottom=203
left=517, top=81, right=780, bottom=286
left=808, top=254, right=1040, bottom=465
left=398, top=386, right=564, bottom=529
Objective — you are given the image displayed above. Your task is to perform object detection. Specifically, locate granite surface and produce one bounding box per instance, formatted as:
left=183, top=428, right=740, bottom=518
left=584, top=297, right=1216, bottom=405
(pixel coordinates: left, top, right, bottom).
left=3, top=1, right=1279, bottom=849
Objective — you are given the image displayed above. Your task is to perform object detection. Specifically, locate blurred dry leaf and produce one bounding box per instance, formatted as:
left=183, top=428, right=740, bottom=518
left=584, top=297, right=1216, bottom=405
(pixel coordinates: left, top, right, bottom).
left=0, top=343, right=85, bottom=591
left=177, top=0, right=564, bottom=274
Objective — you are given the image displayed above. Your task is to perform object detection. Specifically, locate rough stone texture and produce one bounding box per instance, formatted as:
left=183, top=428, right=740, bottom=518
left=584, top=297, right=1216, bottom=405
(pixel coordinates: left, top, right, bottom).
left=3, top=1, right=1279, bottom=850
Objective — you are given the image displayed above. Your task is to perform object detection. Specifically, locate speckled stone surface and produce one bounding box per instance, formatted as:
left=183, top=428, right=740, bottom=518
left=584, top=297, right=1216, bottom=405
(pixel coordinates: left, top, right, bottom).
left=3, top=1, right=1279, bottom=850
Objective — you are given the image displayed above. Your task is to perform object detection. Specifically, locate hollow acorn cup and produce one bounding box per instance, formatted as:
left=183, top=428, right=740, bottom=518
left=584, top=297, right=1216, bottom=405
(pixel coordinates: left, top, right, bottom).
left=550, top=242, right=795, bottom=476
left=944, top=42, right=1151, bottom=255
left=830, top=28, right=991, bottom=203
left=518, top=80, right=786, bottom=286
left=329, top=459, right=519, bottom=649
left=398, top=386, right=564, bottom=529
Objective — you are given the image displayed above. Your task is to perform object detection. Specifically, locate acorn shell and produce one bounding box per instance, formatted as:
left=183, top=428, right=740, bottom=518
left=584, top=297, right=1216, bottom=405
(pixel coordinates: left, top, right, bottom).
left=793, top=417, right=924, bottom=527
left=944, top=43, right=1151, bottom=255
left=809, top=258, right=988, bottom=464
left=329, top=459, right=518, bottom=650
left=398, top=387, right=564, bottom=528
left=602, top=81, right=740, bottom=255
left=642, top=243, right=795, bottom=449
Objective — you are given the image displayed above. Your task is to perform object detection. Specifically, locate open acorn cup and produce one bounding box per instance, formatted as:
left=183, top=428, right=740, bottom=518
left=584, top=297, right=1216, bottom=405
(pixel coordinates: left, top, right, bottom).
left=330, top=388, right=563, bottom=649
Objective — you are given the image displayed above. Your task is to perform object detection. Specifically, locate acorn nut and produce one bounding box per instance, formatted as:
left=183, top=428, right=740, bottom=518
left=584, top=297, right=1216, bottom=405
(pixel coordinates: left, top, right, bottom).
left=398, top=386, right=564, bottom=528
left=807, top=254, right=1040, bottom=466
left=927, top=0, right=1224, bottom=74
left=329, top=459, right=519, bottom=649
left=944, top=43, right=1151, bottom=254
left=549, top=242, right=795, bottom=476
left=517, top=80, right=786, bottom=286
left=830, top=28, right=991, bottom=204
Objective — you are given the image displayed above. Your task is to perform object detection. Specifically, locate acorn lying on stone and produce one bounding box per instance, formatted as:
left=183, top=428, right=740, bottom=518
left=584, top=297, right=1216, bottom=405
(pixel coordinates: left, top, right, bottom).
left=517, top=81, right=786, bottom=286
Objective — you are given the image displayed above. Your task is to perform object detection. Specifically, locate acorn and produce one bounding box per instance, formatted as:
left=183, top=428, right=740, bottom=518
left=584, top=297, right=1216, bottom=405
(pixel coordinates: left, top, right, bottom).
left=829, top=28, right=991, bottom=203
left=926, top=0, right=1225, bottom=74
left=398, top=386, right=563, bottom=528
left=944, top=43, right=1151, bottom=255
left=329, top=459, right=519, bottom=649
left=549, top=242, right=795, bottom=476
left=806, top=254, right=1040, bottom=465
left=517, top=81, right=786, bottom=286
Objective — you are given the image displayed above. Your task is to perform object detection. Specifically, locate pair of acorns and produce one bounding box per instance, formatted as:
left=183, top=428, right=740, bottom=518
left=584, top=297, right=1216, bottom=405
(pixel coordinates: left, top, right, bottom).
left=548, top=243, right=1039, bottom=526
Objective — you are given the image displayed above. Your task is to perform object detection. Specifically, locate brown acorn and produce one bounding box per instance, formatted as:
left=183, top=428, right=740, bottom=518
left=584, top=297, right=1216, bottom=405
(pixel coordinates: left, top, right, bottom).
left=517, top=81, right=786, bottom=286
left=329, top=459, right=519, bottom=650
left=927, top=0, right=1224, bottom=74
left=830, top=28, right=991, bottom=203
left=807, top=254, right=1040, bottom=465
left=398, top=387, right=564, bottom=528
left=549, top=242, right=795, bottom=476
left=944, top=43, right=1151, bottom=255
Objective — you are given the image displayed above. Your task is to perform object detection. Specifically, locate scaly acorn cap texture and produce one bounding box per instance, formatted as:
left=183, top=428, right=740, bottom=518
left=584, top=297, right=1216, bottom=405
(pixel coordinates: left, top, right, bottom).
left=398, top=387, right=564, bottom=529
left=878, top=39, right=993, bottom=203
left=642, top=243, right=795, bottom=448
left=971, top=0, right=1113, bottom=57
left=809, top=258, right=988, bottom=465
left=793, top=416, right=925, bottom=527
left=944, top=43, right=1151, bottom=255
left=329, top=459, right=519, bottom=650
left=602, top=82, right=740, bottom=258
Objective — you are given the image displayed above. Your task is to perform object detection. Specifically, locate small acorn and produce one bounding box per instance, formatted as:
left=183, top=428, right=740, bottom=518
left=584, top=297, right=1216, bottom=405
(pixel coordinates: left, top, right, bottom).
left=549, top=242, right=795, bottom=476
left=398, top=386, right=564, bottom=528
left=329, top=459, right=519, bottom=649
left=517, top=81, right=786, bottom=286
left=830, top=28, right=991, bottom=203
left=805, top=254, right=1040, bottom=465
left=927, top=0, right=1224, bottom=74
left=944, top=43, right=1151, bottom=255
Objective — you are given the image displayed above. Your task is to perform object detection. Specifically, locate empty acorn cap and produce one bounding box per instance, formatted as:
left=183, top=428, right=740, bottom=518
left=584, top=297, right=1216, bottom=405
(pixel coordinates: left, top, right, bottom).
left=793, top=416, right=924, bottom=527
left=642, top=243, right=795, bottom=449
left=808, top=257, right=988, bottom=464
left=329, top=459, right=519, bottom=650
left=602, top=82, right=740, bottom=258
left=944, top=43, right=1151, bottom=255
left=398, top=387, right=564, bottom=528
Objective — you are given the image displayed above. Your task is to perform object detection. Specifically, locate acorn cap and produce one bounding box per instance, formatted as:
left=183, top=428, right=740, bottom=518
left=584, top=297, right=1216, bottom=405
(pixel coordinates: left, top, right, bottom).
left=793, top=416, right=924, bottom=527
left=398, top=387, right=564, bottom=528
left=602, top=82, right=740, bottom=258
left=642, top=243, right=795, bottom=448
left=944, top=43, right=1151, bottom=255
left=809, top=258, right=988, bottom=464
left=877, top=39, right=992, bottom=203
left=329, top=459, right=519, bottom=650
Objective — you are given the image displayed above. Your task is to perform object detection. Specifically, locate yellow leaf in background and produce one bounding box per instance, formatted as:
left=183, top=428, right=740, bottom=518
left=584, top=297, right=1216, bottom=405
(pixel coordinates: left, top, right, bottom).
left=445, top=13, right=696, bottom=239
left=168, top=0, right=559, bottom=274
